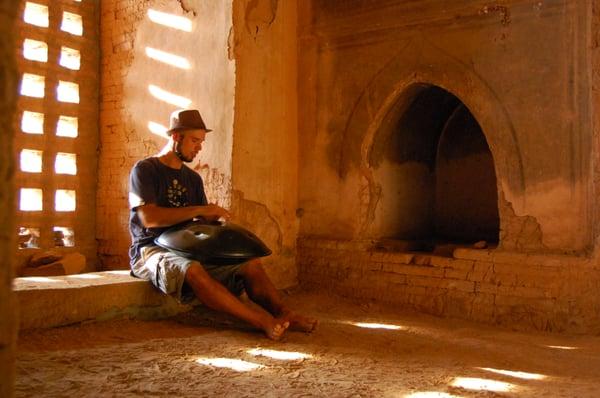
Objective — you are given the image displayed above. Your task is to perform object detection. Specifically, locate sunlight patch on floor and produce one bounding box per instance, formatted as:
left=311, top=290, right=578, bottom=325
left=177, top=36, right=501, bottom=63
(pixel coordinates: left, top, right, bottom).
left=247, top=348, right=312, bottom=361
left=349, top=322, right=404, bottom=330
left=195, top=357, right=263, bottom=372
left=404, top=392, right=462, bottom=398
left=450, top=377, right=515, bottom=392
left=478, top=367, right=546, bottom=380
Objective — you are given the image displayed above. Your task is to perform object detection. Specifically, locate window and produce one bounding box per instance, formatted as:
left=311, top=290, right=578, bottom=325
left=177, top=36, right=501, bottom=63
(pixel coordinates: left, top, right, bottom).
left=15, top=0, right=97, bottom=265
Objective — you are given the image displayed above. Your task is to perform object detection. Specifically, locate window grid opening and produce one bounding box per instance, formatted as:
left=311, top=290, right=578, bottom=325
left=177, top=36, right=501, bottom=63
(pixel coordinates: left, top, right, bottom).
left=53, top=226, right=75, bottom=247
left=18, top=227, right=40, bottom=249
left=61, top=11, right=83, bottom=36
left=21, top=111, right=44, bottom=134
left=23, top=2, right=49, bottom=28
left=56, top=115, right=78, bottom=137
left=20, top=188, right=43, bottom=211
left=55, top=189, right=76, bottom=212
left=59, top=46, right=81, bottom=70
left=57, top=80, right=80, bottom=103
left=23, top=39, right=48, bottom=63
left=20, top=73, right=45, bottom=98
left=55, top=152, right=77, bottom=175
left=20, top=149, right=43, bottom=173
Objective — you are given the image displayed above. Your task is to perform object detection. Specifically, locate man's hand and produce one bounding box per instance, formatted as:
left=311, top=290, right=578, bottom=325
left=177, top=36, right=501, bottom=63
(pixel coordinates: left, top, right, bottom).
left=137, top=203, right=231, bottom=228
left=200, top=203, right=231, bottom=222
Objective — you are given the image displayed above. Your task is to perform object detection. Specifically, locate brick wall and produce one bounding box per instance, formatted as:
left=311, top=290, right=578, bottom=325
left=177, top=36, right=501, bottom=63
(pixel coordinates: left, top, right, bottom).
left=298, top=239, right=600, bottom=333
left=97, top=0, right=149, bottom=269
left=0, top=0, right=19, bottom=394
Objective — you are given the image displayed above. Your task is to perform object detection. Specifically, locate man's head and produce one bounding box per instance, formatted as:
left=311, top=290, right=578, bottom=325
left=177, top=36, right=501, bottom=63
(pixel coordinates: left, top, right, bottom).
left=167, top=109, right=211, bottom=162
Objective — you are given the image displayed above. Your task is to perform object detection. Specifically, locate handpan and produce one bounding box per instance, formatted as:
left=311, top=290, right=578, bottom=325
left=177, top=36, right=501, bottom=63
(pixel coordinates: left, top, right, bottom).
left=155, top=220, right=271, bottom=265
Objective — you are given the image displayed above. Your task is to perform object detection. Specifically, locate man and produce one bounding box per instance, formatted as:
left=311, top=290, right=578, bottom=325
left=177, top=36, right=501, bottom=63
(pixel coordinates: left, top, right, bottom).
left=128, top=109, right=317, bottom=340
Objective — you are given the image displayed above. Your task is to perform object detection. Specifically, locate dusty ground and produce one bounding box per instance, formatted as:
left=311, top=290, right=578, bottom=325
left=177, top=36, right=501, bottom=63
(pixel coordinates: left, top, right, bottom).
left=16, top=291, right=600, bottom=397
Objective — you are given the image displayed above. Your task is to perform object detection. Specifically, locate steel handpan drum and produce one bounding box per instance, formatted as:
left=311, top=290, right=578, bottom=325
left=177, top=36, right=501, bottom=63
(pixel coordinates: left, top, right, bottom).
left=155, top=220, right=271, bottom=265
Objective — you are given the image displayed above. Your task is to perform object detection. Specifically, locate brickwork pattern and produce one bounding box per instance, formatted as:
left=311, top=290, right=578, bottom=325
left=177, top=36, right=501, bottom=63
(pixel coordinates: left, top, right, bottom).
left=97, top=0, right=151, bottom=269
left=0, top=0, right=19, bottom=394
left=298, top=239, right=600, bottom=333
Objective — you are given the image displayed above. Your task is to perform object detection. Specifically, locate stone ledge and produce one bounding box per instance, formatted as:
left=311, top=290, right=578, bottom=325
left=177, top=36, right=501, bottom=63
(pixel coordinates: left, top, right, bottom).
left=13, top=271, right=191, bottom=330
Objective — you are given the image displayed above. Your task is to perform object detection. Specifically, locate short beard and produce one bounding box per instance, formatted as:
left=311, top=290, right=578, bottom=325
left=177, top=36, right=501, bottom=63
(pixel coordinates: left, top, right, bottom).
left=174, top=141, right=193, bottom=162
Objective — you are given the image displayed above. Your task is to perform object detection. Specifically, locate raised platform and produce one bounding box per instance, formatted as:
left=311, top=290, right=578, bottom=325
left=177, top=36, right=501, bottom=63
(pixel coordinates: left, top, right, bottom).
left=13, top=271, right=192, bottom=330
left=298, top=238, right=600, bottom=334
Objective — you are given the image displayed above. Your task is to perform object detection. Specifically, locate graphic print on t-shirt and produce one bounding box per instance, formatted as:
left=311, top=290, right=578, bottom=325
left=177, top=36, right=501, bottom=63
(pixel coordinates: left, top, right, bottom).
left=167, top=179, right=188, bottom=207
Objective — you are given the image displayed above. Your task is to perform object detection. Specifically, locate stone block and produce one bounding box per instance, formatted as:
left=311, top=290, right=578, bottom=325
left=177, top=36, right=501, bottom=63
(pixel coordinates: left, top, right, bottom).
left=383, top=263, right=445, bottom=278
left=13, top=271, right=191, bottom=330
left=453, top=247, right=493, bottom=261
left=446, top=279, right=476, bottom=293
left=444, top=268, right=469, bottom=280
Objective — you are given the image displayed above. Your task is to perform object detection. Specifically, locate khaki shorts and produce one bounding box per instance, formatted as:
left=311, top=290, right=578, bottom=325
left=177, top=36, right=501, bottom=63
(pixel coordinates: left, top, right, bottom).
left=132, top=245, right=246, bottom=303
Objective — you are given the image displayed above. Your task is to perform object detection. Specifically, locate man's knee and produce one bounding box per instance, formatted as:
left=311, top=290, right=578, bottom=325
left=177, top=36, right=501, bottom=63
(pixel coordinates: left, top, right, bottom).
left=185, top=262, right=211, bottom=285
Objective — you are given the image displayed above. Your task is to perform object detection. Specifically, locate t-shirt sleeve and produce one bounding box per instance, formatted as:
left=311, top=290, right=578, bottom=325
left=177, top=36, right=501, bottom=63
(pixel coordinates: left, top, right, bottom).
left=129, top=160, right=157, bottom=210
left=196, top=175, right=208, bottom=206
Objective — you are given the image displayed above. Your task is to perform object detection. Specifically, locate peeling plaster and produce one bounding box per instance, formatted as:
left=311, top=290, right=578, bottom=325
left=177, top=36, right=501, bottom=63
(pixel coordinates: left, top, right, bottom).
left=227, top=26, right=235, bottom=60
left=176, top=0, right=197, bottom=16
left=231, top=190, right=283, bottom=253
left=498, top=189, right=546, bottom=252
left=478, top=4, right=511, bottom=26
left=358, top=168, right=382, bottom=235
left=244, top=0, right=278, bottom=39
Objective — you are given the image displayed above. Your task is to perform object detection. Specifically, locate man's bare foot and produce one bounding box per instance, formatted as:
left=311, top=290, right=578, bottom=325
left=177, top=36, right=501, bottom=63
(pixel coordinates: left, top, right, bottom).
left=282, top=311, right=318, bottom=333
left=263, top=318, right=290, bottom=341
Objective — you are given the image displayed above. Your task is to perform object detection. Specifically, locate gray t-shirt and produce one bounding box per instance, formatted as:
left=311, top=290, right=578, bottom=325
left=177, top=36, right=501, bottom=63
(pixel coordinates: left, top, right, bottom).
left=128, top=157, right=207, bottom=267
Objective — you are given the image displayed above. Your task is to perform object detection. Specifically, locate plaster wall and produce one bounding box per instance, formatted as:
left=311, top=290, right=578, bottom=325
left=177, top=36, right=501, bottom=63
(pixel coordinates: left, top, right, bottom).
left=298, top=0, right=593, bottom=254
left=231, top=0, right=299, bottom=287
left=98, top=0, right=235, bottom=269
left=297, top=0, right=600, bottom=332
left=0, top=1, right=18, bottom=394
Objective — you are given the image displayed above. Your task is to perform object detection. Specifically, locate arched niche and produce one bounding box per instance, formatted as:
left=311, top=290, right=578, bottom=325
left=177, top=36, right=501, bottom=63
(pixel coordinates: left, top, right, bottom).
left=367, top=84, right=499, bottom=245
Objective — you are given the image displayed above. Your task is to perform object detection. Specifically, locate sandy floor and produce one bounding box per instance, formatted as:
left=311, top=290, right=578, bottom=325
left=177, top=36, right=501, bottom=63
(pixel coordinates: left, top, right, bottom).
left=16, top=291, right=600, bottom=397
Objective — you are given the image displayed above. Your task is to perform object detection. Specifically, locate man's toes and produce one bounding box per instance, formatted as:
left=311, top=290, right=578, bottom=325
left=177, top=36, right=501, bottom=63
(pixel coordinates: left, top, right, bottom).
left=267, top=321, right=289, bottom=340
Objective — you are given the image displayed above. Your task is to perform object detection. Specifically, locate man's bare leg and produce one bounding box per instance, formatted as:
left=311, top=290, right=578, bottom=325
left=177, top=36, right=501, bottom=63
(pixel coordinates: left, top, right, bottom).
left=185, top=263, right=289, bottom=340
left=239, top=260, right=318, bottom=333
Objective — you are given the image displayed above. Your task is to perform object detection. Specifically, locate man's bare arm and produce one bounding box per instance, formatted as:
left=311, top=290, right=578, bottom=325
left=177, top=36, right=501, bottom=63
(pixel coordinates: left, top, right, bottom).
left=137, top=203, right=230, bottom=228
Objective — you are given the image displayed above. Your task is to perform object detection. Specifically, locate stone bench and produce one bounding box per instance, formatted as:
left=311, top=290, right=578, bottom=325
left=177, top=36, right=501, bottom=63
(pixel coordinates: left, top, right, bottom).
left=13, top=271, right=192, bottom=330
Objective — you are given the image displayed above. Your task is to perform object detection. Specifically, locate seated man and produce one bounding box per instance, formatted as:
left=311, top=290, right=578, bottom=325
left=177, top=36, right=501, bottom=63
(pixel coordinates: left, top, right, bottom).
left=128, top=109, right=317, bottom=340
